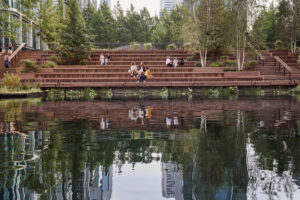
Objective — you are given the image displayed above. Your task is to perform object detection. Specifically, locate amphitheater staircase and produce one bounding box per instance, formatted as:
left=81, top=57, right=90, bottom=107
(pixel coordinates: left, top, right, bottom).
left=2, top=49, right=300, bottom=88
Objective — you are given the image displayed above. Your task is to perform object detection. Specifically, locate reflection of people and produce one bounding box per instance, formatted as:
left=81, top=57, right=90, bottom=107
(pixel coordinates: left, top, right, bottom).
left=100, top=118, right=105, bottom=130
left=166, top=117, right=172, bottom=127
left=105, top=118, right=109, bottom=129
left=146, top=106, right=153, bottom=119
left=173, top=116, right=179, bottom=125
left=100, top=118, right=110, bottom=130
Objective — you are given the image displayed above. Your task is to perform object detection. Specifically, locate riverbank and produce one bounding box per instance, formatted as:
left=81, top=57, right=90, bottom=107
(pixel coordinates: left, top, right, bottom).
left=0, top=88, right=44, bottom=99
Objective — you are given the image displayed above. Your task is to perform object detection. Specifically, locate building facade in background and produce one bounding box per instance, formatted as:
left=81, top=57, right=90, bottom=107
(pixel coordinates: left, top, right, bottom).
left=160, top=0, right=183, bottom=12
left=1, top=0, right=40, bottom=50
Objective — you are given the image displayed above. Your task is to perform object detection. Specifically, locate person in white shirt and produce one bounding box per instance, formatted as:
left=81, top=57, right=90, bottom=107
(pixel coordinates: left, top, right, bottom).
left=99, top=53, right=105, bottom=65
left=128, top=62, right=138, bottom=77
left=173, top=57, right=178, bottom=68
left=166, top=56, right=172, bottom=67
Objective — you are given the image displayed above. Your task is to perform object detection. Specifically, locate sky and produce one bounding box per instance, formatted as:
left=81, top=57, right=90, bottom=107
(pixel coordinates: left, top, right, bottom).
left=111, top=0, right=160, bottom=16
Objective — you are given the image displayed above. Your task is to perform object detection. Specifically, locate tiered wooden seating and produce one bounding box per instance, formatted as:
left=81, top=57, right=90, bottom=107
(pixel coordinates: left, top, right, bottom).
left=3, top=49, right=273, bottom=87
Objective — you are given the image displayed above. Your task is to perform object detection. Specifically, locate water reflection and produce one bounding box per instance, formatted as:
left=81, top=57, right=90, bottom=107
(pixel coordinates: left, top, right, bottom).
left=0, top=98, right=300, bottom=199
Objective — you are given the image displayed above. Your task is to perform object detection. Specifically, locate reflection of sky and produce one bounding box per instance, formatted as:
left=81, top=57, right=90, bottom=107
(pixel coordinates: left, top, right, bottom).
left=112, top=161, right=173, bottom=200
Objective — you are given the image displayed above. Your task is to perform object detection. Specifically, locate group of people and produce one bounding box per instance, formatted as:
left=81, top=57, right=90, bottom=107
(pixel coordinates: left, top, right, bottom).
left=166, top=56, right=184, bottom=68
left=1, top=43, right=13, bottom=69
left=128, top=61, right=153, bottom=82
left=99, top=53, right=110, bottom=65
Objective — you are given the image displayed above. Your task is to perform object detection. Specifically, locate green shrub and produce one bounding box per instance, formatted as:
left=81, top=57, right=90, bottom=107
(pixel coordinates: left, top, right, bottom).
left=220, top=46, right=234, bottom=55
left=186, top=56, right=195, bottom=61
left=1, top=72, right=20, bottom=91
left=49, top=55, right=58, bottom=63
left=297, top=56, right=300, bottom=65
left=41, top=61, right=57, bottom=68
left=80, top=59, right=89, bottom=65
left=130, top=42, right=139, bottom=50
left=34, top=82, right=42, bottom=89
left=192, top=51, right=200, bottom=60
left=183, top=42, right=191, bottom=50
left=220, top=56, right=228, bottom=62
left=210, top=62, right=223, bottom=67
left=244, top=60, right=258, bottom=71
left=224, top=67, right=237, bottom=72
left=294, top=85, right=300, bottom=94
left=166, top=44, right=177, bottom=50
left=245, top=60, right=258, bottom=67
left=20, top=59, right=37, bottom=73
left=195, top=62, right=202, bottom=67
left=275, top=40, right=284, bottom=50
left=22, top=82, right=31, bottom=90
left=225, top=60, right=237, bottom=67
left=143, top=43, right=152, bottom=50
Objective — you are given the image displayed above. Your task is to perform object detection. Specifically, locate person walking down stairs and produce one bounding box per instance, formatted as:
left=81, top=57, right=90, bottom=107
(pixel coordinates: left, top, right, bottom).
left=4, top=52, right=9, bottom=69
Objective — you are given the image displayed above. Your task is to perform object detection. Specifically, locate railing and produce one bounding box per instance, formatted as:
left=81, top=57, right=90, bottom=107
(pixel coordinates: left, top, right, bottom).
left=274, top=56, right=293, bottom=80
left=247, top=42, right=265, bottom=66
left=8, top=43, right=26, bottom=68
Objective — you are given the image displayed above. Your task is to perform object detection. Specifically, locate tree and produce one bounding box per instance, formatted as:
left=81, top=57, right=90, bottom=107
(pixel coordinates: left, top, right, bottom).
left=182, top=0, right=225, bottom=67
left=82, top=2, right=97, bottom=32
left=125, top=4, right=142, bottom=42
left=113, top=1, right=130, bottom=42
left=60, top=0, right=91, bottom=64
left=100, top=2, right=117, bottom=43
left=139, top=7, right=154, bottom=42
left=35, top=0, right=62, bottom=49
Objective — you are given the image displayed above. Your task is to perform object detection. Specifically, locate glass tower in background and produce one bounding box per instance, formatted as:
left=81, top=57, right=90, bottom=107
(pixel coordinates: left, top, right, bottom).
left=160, top=0, right=183, bottom=12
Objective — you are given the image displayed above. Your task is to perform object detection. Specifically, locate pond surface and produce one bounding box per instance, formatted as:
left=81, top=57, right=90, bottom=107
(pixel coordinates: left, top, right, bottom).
left=1, top=97, right=300, bottom=200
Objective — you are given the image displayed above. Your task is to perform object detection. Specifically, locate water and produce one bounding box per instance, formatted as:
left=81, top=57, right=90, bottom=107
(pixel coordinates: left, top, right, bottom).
left=0, top=97, right=300, bottom=200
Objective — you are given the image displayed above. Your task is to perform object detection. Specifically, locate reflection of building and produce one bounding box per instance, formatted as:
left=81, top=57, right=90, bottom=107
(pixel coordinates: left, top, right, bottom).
left=160, top=0, right=182, bottom=12
left=161, top=161, right=184, bottom=200
left=61, top=165, right=113, bottom=200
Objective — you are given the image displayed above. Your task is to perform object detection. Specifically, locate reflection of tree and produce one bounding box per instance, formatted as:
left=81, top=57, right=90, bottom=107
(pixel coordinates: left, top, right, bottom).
left=1, top=99, right=300, bottom=199
left=247, top=126, right=300, bottom=199
left=0, top=98, right=42, bottom=126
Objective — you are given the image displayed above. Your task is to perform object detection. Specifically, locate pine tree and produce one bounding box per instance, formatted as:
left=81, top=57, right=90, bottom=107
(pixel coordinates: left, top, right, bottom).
left=60, top=0, right=91, bottom=64
left=101, top=2, right=117, bottom=43
left=113, top=1, right=130, bottom=42
left=36, top=0, right=62, bottom=49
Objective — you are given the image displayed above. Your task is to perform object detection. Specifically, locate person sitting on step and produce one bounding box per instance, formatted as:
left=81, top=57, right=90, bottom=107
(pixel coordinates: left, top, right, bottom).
left=128, top=62, right=138, bottom=77
left=166, top=56, right=172, bottom=67
left=138, top=62, right=146, bottom=76
left=104, top=56, right=109, bottom=65
left=99, top=53, right=105, bottom=65
left=173, top=57, right=178, bottom=68
left=139, top=66, right=152, bottom=82
left=179, top=57, right=185, bottom=66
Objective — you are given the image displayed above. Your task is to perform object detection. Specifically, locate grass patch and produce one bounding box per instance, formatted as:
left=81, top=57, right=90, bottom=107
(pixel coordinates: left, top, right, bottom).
left=0, top=87, right=42, bottom=94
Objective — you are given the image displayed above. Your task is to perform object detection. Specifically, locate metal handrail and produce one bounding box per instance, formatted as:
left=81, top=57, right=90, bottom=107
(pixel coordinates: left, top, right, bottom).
left=8, top=43, right=26, bottom=67
left=274, top=56, right=293, bottom=80
left=247, top=42, right=265, bottom=66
